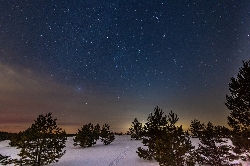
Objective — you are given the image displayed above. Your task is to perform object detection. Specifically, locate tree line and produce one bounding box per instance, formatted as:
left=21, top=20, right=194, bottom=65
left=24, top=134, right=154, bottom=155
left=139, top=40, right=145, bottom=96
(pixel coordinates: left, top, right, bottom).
left=0, top=60, right=249, bottom=165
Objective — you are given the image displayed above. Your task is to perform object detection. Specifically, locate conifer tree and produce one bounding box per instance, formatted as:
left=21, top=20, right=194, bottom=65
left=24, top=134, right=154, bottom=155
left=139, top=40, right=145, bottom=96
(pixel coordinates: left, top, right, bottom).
left=154, top=114, right=195, bottom=166
left=6, top=113, right=66, bottom=166
left=189, top=120, right=234, bottom=165
left=100, top=123, right=115, bottom=145
left=137, top=106, right=195, bottom=165
left=73, top=123, right=98, bottom=148
left=226, top=60, right=250, bottom=161
left=137, top=106, right=167, bottom=160
left=129, top=118, right=143, bottom=140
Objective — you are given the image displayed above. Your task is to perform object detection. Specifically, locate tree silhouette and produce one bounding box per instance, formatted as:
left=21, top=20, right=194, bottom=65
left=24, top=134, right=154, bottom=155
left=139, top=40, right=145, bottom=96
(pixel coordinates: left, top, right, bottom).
left=137, top=106, right=195, bottom=165
left=100, top=123, right=115, bottom=145
left=226, top=60, right=250, bottom=161
left=129, top=118, right=143, bottom=140
left=3, top=113, right=66, bottom=166
left=73, top=123, right=98, bottom=148
left=137, top=106, right=168, bottom=160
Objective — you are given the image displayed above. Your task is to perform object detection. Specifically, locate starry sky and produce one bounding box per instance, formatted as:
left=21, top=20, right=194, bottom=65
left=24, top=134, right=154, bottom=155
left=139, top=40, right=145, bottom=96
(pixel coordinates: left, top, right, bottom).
left=0, top=1, right=249, bottom=134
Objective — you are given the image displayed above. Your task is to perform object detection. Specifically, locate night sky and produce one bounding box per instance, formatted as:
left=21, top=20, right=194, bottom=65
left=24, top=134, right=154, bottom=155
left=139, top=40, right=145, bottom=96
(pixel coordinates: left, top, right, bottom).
left=0, top=1, right=249, bottom=133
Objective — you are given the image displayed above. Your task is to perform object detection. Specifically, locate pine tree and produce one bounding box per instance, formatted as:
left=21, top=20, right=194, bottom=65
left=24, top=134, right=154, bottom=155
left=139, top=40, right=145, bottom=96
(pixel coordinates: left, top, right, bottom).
left=100, top=123, right=115, bottom=145
left=137, top=106, right=195, bottom=165
left=154, top=113, right=195, bottom=166
left=190, top=120, right=234, bottom=165
left=73, top=123, right=98, bottom=148
left=137, top=106, right=168, bottom=160
left=6, top=113, right=67, bottom=166
left=129, top=118, right=143, bottom=140
left=226, top=60, right=250, bottom=161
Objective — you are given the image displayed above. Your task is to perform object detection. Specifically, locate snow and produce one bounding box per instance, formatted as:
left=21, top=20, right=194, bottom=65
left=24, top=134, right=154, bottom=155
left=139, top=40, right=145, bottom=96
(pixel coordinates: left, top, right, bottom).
left=0, top=135, right=158, bottom=166
left=0, top=140, right=19, bottom=159
left=50, top=135, right=158, bottom=166
left=0, top=135, right=249, bottom=166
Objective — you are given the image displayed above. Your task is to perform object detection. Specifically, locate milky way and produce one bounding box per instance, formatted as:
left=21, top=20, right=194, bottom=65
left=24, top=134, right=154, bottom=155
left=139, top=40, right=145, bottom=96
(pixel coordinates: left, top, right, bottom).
left=0, top=1, right=249, bottom=133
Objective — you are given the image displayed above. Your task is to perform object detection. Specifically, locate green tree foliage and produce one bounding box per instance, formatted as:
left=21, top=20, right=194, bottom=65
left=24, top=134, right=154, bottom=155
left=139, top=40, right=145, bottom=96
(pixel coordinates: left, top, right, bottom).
left=189, top=119, right=234, bottom=165
left=4, top=113, right=67, bottom=166
left=137, top=106, right=195, bottom=165
left=100, top=123, right=115, bottom=145
left=73, top=123, right=98, bottom=148
left=226, top=60, right=250, bottom=161
left=129, top=118, right=143, bottom=140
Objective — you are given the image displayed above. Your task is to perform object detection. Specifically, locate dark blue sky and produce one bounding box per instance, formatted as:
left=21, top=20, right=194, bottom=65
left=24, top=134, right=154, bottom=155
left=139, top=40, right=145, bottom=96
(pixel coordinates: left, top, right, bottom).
left=0, top=1, right=249, bottom=133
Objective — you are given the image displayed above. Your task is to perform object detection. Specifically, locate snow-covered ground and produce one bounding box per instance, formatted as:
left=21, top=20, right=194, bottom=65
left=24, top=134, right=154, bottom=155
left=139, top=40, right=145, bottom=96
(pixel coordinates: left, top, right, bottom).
left=51, top=135, right=158, bottom=166
left=0, top=135, right=249, bottom=166
left=0, top=135, right=158, bottom=166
